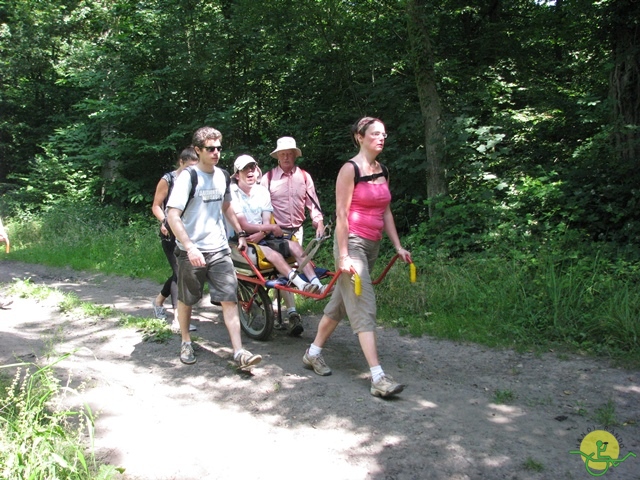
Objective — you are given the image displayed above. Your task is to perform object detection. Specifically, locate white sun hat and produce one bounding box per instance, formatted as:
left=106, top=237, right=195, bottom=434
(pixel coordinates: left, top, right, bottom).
left=270, top=136, right=302, bottom=159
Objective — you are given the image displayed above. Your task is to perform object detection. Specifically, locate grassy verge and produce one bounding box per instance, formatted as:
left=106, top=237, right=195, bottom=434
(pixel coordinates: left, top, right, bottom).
left=2, top=202, right=640, bottom=367
left=301, top=248, right=640, bottom=367
left=0, top=357, right=121, bottom=480
left=0, top=279, right=173, bottom=479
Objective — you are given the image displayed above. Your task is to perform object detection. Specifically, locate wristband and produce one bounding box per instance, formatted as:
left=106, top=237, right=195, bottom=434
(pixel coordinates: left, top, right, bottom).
left=238, top=230, right=248, bottom=238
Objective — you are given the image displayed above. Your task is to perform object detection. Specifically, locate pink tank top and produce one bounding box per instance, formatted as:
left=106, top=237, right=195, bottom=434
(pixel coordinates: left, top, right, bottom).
left=348, top=181, right=391, bottom=241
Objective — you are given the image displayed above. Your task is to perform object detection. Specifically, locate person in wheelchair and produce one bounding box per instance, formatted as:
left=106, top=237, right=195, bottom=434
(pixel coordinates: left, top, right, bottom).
left=230, top=155, right=328, bottom=335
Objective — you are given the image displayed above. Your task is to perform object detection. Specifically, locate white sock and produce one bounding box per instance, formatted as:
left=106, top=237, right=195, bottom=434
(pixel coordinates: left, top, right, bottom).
left=288, top=270, right=307, bottom=289
left=234, top=349, right=247, bottom=360
left=370, top=365, right=384, bottom=383
left=308, top=344, right=322, bottom=357
left=287, top=307, right=297, bottom=314
left=310, top=276, right=322, bottom=287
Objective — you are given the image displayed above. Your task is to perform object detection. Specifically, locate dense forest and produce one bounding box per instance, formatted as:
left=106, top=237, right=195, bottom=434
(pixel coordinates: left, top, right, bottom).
left=1, top=0, right=640, bottom=255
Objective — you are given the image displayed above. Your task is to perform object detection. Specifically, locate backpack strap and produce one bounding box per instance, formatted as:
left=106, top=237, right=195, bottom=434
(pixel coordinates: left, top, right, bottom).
left=298, top=168, right=323, bottom=215
left=347, top=160, right=388, bottom=184
left=267, top=167, right=323, bottom=216
left=180, top=166, right=198, bottom=216
left=222, top=168, right=230, bottom=192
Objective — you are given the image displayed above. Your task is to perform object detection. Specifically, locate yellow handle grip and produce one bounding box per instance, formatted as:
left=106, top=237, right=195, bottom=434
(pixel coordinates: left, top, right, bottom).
left=354, top=272, right=362, bottom=296
left=410, top=263, right=416, bottom=283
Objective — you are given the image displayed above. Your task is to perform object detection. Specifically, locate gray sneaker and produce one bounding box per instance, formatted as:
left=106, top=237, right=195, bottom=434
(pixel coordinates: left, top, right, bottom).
left=180, top=342, right=196, bottom=365
left=370, top=375, right=404, bottom=398
left=235, top=349, right=262, bottom=370
left=152, top=300, right=167, bottom=320
left=288, top=311, right=303, bottom=337
left=302, top=350, right=332, bottom=376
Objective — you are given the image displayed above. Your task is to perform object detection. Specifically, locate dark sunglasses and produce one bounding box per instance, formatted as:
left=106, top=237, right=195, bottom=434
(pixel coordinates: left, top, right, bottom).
left=202, top=146, right=222, bottom=152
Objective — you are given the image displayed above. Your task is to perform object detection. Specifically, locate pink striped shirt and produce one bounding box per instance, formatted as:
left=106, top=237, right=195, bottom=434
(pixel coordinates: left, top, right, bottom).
left=261, top=166, right=323, bottom=229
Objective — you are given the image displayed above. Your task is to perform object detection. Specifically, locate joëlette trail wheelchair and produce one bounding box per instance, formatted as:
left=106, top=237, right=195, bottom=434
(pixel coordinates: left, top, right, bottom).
left=230, top=229, right=416, bottom=340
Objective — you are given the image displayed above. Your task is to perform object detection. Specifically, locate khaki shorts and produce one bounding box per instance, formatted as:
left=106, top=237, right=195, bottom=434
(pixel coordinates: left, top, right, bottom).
left=323, top=235, right=380, bottom=333
left=175, top=248, right=237, bottom=306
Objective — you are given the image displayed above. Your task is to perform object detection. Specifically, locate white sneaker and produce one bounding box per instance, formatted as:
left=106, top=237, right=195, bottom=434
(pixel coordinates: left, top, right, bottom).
left=370, top=375, right=404, bottom=398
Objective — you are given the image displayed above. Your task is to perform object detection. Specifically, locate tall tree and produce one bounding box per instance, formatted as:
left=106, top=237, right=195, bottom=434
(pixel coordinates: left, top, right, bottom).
left=607, top=0, right=640, bottom=166
left=406, top=0, right=448, bottom=217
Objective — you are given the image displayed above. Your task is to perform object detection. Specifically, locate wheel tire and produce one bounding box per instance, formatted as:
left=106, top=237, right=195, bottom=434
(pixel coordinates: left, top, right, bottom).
left=237, top=280, right=274, bottom=340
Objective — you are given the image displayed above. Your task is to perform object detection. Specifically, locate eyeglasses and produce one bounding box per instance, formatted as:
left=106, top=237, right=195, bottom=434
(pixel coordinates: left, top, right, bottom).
left=242, top=163, right=257, bottom=171
left=202, top=146, right=222, bottom=152
left=371, top=132, right=388, bottom=138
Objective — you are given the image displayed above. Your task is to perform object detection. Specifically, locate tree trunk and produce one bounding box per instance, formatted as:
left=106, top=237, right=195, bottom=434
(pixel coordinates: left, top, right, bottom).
left=406, top=0, right=448, bottom=218
left=608, top=0, right=640, bottom=166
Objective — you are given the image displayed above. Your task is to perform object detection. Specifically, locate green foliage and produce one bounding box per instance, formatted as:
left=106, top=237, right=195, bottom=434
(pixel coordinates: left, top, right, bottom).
left=593, top=399, right=618, bottom=428
left=0, top=357, right=117, bottom=480
left=492, top=389, right=516, bottom=404
left=118, top=315, right=172, bottom=344
left=1, top=0, right=637, bottom=249
left=523, top=457, right=544, bottom=472
left=5, top=201, right=168, bottom=283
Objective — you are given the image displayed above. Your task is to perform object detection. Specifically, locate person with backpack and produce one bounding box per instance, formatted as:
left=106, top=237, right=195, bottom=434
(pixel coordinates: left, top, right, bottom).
left=302, top=117, right=412, bottom=398
left=261, top=136, right=325, bottom=336
left=166, top=126, right=262, bottom=369
left=151, top=146, right=198, bottom=332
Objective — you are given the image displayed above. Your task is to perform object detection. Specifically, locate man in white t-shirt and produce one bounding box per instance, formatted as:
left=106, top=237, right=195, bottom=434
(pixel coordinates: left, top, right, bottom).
left=166, top=127, right=262, bottom=369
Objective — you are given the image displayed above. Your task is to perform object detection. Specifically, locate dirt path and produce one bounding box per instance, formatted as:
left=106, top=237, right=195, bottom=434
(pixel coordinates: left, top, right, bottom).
left=0, top=260, right=639, bottom=480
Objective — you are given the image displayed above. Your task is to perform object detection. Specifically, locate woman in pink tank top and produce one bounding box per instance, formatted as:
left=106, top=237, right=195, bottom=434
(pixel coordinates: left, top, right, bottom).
left=302, top=117, right=413, bottom=398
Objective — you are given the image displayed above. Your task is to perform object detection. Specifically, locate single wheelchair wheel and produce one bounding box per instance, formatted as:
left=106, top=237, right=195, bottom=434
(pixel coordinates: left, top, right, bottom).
left=237, top=279, right=275, bottom=340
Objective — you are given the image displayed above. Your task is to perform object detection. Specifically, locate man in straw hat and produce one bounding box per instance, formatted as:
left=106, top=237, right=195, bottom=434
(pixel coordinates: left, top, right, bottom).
left=261, top=137, right=325, bottom=336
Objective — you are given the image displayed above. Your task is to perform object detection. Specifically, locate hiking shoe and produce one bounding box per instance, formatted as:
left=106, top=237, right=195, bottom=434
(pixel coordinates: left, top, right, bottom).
left=302, top=283, right=320, bottom=294
left=317, top=284, right=333, bottom=297
left=235, top=349, right=262, bottom=370
left=288, top=311, right=303, bottom=337
left=302, top=350, right=332, bottom=376
left=171, top=319, right=197, bottom=333
left=180, top=342, right=196, bottom=365
left=151, top=300, right=167, bottom=320
left=370, top=375, right=404, bottom=398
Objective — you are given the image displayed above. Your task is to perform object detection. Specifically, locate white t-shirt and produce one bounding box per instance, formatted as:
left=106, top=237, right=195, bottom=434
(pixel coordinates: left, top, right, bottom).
left=229, top=183, right=273, bottom=232
left=167, top=165, right=231, bottom=253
